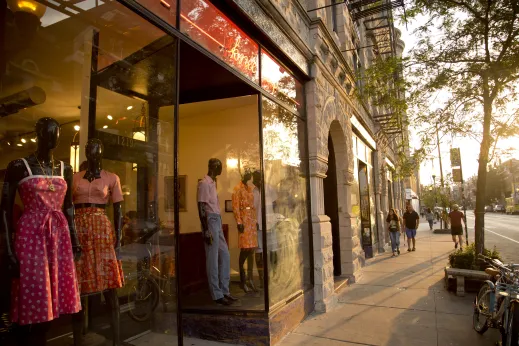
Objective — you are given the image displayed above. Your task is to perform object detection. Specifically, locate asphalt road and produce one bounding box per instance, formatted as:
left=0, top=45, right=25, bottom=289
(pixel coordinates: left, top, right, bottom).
left=465, top=211, right=519, bottom=263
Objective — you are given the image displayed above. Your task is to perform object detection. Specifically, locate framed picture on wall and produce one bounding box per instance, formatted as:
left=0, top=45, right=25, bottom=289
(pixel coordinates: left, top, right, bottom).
left=225, top=200, right=233, bottom=213
left=165, top=175, right=187, bottom=212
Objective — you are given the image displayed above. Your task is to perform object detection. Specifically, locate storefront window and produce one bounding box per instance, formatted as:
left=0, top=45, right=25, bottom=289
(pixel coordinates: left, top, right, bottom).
left=1, top=1, right=178, bottom=345
left=178, top=95, right=264, bottom=311
left=262, top=98, right=310, bottom=307
left=358, top=162, right=372, bottom=250
left=368, top=164, right=377, bottom=244
left=351, top=155, right=361, bottom=240
left=261, top=51, right=303, bottom=114
left=180, top=0, right=259, bottom=83
left=137, top=0, right=178, bottom=28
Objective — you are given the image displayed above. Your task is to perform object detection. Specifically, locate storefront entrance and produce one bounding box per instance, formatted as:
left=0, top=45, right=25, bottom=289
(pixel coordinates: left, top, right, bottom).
left=1, top=0, right=312, bottom=344
left=324, top=134, right=341, bottom=277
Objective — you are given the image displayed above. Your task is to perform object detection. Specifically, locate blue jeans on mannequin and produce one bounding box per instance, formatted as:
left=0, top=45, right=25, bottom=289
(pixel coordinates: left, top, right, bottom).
left=205, top=214, right=231, bottom=300
left=389, top=231, right=400, bottom=254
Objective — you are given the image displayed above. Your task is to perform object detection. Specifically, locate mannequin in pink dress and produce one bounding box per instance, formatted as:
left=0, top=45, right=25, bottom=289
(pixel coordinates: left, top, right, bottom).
left=0, top=117, right=82, bottom=346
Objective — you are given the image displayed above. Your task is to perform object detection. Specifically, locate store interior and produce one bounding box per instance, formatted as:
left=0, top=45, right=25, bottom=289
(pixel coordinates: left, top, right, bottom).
left=0, top=0, right=272, bottom=344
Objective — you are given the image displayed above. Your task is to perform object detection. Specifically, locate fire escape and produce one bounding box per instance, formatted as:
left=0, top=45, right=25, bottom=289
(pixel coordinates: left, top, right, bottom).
left=348, top=0, right=406, bottom=139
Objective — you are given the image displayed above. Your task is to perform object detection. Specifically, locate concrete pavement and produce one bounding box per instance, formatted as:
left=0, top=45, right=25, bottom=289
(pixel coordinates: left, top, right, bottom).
left=278, top=221, right=501, bottom=346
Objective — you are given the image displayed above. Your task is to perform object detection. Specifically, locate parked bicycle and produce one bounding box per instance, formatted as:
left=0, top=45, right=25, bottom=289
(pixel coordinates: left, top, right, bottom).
left=119, top=223, right=176, bottom=322
left=473, top=255, right=519, bottom=345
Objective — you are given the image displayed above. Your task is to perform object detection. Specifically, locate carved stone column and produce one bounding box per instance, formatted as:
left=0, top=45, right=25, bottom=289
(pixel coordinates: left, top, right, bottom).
left=309, top=155, right=336, bottom=312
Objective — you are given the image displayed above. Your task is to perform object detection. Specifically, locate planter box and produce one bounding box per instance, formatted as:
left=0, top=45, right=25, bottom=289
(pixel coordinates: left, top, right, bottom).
left=444, top=267, right=491, bottom=296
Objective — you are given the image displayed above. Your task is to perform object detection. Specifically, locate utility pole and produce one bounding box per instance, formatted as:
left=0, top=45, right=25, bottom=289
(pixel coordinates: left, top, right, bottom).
left=436, top=125, right=446, bottom=229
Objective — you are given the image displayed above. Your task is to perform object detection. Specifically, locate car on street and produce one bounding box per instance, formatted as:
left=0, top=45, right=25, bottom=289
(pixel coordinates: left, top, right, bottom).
left=485, top=205, right=494, bottom=212
left=494, top=205, right=505, bottom=213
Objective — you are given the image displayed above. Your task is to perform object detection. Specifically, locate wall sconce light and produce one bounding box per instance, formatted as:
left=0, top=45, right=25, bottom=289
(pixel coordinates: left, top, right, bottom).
left=227, top=158, right=238, bottom=169
left=131, top=104, right=146, bottom=172
left=70, top=126, right=80, bottom=173
left=132, top=103, right=147, bottom=142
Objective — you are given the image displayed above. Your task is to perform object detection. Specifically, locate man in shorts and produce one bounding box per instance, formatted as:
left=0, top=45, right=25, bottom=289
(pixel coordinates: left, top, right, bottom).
left=448, top=204, right=465, bottom=250
left=402, top=204, right=419, bottom=251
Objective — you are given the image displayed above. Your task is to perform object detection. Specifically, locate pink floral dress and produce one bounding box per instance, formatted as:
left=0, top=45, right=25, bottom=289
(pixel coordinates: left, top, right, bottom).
left=10, top=158, right=81, bottom=325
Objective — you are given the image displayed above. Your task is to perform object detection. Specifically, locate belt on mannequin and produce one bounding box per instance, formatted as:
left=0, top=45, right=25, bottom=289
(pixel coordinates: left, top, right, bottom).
left=75, top=203, right=107, bottom=210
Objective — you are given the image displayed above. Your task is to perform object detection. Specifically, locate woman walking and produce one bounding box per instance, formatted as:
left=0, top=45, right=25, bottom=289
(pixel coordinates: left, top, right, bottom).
left=425, top=208, right=435, bottom=231
left=386, top=208, right=401, bottom=256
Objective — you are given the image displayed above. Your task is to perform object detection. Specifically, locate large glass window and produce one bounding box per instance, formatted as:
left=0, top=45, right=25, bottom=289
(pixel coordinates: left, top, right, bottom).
left=262, top=98, right=310, bottom=307
left=178, top=95, right=264, bottom=311
left=261, top=51, right=303, bottom=114
left=1, top=1, right=178, bottom=345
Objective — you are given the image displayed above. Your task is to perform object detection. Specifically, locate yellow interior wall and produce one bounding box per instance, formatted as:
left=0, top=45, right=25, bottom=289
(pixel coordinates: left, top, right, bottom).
left=179, top=95, right=259, bottom=272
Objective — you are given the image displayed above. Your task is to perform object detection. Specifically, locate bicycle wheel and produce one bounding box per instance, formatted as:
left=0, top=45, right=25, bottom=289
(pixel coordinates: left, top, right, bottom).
left=473, top=283, right=492, bottom=334
left=505, top=301, right=519, bottom=346
left=127, top=277, right=160, bottom=322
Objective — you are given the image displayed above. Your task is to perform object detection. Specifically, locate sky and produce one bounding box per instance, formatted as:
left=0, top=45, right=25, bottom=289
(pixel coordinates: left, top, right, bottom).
left=395, top=16, right=519, bottom=188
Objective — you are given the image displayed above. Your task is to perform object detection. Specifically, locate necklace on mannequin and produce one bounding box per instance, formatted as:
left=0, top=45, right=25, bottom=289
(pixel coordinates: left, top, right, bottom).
left=34, top=153, right=56, bottom=192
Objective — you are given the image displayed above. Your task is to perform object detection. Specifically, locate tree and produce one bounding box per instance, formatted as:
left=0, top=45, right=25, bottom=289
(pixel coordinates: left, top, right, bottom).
left=404, top=0, right=519, bottom=255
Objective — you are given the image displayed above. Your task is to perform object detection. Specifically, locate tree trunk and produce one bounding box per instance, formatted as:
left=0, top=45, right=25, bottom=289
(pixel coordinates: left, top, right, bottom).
left=474, top=90, right=493, bottom=255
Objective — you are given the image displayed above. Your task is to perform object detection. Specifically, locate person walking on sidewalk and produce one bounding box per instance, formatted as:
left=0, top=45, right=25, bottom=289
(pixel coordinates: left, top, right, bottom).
left=448, top=204, right=465, bottom=250
left=425, top=208, right=435, bottom=231
left=403, top=204, right=419, bottom=252
left=386, top=208, right=401, bottom=256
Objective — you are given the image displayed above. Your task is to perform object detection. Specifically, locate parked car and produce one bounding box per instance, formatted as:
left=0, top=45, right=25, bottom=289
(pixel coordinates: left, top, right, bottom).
left=485, top=205, right=494, bottom=212
left=493, top=205, right=505, bottom=213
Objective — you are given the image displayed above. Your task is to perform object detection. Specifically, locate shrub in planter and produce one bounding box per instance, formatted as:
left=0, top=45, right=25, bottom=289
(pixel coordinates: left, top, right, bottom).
left=448, top=243, right=501, bottom=270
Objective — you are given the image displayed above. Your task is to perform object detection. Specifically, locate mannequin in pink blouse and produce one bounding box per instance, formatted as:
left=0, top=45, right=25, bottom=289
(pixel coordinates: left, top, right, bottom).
left=71, top=139, right=123, bottom=346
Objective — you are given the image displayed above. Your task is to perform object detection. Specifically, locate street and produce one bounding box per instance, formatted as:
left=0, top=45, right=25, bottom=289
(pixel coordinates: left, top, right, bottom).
left=465, top=211, right=519, bottom=263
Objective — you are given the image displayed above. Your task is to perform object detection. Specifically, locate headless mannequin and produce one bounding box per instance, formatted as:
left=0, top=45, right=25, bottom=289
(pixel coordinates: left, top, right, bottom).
left=71, top=139, right=122, bottom=346
left=0, top=117, right=81, bottom=346
left=236, top=172, right=258, bottom=293
left=197, top=159, right=222, bottom=245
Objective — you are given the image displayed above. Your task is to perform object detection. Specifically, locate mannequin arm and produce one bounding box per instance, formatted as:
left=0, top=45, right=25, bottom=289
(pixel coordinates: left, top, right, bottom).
left=1, top=160, right=22, bottom=271
left=113, top=202, right=122, bottom=252
left=63, top=164, right=81, bottom=260
left=197, top=202, right=212, bottom=245
left=231, top=192, right=244, bottom=232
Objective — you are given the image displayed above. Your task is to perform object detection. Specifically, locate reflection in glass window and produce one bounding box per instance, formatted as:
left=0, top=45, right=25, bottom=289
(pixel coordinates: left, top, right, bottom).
left=180, top=0, right=259, bottom=83
left=1, top=1, right=178, bottom=344
left=351, top=158, right=361, bottom=239
left=262, top=98, right=310, bottom=307
left=261, top=51, right=303, bottom=114
left=137, top=0, right=178, bottom=28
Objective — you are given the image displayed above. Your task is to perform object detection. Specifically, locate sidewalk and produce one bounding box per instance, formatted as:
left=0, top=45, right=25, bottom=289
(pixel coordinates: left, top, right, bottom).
left=278, top=221, right=501, bottom=346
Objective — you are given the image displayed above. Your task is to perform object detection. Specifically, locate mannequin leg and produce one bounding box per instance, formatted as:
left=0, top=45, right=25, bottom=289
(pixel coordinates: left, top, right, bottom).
left=103, top=289, right=120, bottom=346
left=72, top=296, right=88, bottom=346
left=246, top=250, right=257, bottom=292
left=16, top=321, right=51, bottom=346
left=239, top=250, right=251, bottom=293
left=255, top=252, right=264, bottom=289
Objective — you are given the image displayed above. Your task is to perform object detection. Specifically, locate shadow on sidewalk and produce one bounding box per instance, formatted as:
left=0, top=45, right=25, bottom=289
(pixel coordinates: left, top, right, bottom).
left=282, top=230, right=501, bottom=346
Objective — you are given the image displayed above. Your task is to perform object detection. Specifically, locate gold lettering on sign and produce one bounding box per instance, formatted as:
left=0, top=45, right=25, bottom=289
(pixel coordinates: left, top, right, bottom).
left=116, top=136, right=135, bottom=148
left=224, top=37, right=258, bottom=77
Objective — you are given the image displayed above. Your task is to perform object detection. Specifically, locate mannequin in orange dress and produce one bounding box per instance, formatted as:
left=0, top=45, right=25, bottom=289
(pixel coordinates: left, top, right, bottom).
left=232, top=170, right=258, bottom=293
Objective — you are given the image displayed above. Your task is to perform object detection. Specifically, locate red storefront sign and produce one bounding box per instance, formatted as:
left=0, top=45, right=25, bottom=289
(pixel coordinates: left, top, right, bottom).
left=180, top=0, right=259, bottom=83
left=179, top=0, right=302, bottom=112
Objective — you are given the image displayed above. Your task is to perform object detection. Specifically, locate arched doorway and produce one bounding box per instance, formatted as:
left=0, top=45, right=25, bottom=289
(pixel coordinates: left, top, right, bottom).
left=324, top=133, right=341, bottom=276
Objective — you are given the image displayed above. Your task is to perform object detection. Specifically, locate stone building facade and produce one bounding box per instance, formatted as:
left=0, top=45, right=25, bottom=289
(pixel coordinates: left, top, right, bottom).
left=245, top=0, right=410, bottom=313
